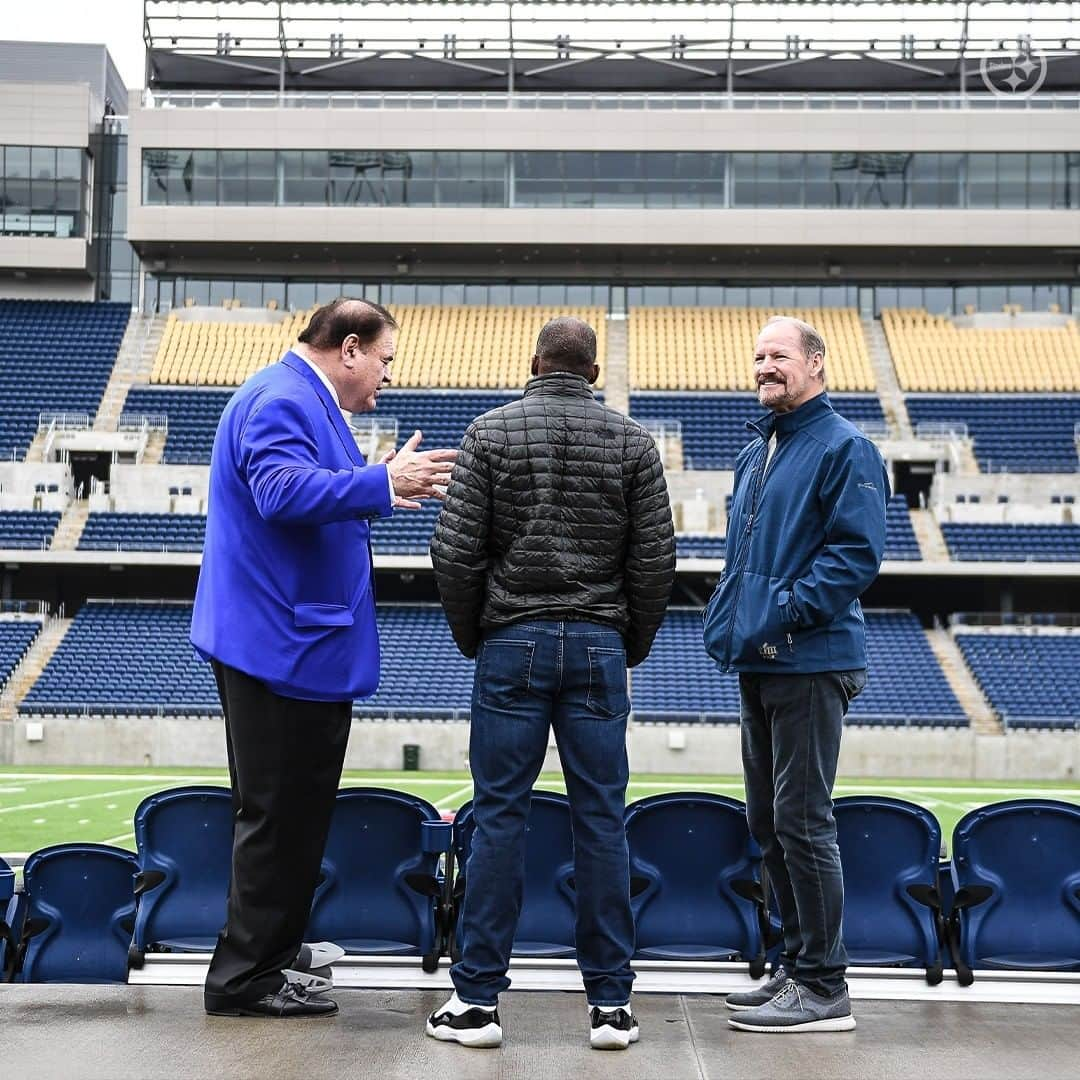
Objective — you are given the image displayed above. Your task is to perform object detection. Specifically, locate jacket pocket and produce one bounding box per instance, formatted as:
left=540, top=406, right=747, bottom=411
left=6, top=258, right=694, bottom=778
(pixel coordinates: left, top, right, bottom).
left=586, top=646, right=629, bottom=719
left=477, top=639, right=535, bottom=710
left=294, top=602, right=354, bottom=628
left=701, top=576, right=733, bottom=664
left=730, top=573, right=799, bottom=667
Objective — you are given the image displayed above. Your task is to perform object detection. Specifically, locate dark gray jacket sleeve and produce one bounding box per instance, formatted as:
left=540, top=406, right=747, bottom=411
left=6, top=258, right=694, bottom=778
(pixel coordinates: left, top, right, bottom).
left=430, top=422, right=491, bottom=658
left=624, top=433, right=676, bottom=667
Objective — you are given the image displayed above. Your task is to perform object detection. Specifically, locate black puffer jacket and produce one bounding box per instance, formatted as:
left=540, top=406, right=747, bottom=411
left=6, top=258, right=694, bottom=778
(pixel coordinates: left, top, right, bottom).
left=430, top=372, right=675, bottom=667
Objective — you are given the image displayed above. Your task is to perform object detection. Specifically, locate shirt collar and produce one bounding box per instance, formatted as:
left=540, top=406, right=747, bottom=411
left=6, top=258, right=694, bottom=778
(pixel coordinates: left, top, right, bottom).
left=296, top=351, right=341, bottom=409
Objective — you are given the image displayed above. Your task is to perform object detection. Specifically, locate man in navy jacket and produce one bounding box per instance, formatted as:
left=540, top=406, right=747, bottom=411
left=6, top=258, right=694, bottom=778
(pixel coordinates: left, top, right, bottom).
left=192, top=299, right=455, bottom=1019
left=703, top=316, right=888, bottom=1033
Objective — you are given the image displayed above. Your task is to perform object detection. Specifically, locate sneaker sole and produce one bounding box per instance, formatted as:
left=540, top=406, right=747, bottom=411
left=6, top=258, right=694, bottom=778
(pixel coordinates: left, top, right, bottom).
left=725, top=999, right=769, bottom=1012
left=728, top=1015, right=856, bottom=1034
left=590, top=1026, right=640, bottom=1051
left=425, top=1020, right=503, bottom=1048
left=205, top=1006, right=338, bottom=1019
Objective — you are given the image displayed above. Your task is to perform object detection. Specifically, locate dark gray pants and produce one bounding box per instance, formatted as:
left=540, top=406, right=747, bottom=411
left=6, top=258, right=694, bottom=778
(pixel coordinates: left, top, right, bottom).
left=738, top=669, right=865, bottom=998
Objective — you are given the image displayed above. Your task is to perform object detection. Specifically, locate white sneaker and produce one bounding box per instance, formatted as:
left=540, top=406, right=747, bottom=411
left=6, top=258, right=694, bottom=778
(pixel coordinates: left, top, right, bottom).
left=425, top=992, right=502, bottom=1048
left=589, top=1005, right=640, bottom=1050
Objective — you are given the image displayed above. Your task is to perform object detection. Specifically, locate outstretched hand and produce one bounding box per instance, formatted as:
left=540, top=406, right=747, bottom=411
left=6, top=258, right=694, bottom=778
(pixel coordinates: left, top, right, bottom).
left=382, top=430, right=457, bottom=510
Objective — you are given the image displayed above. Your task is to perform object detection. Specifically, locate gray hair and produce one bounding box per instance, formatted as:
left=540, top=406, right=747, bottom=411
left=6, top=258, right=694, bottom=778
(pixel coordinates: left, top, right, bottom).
left=763, top=315, right=826, bottom=363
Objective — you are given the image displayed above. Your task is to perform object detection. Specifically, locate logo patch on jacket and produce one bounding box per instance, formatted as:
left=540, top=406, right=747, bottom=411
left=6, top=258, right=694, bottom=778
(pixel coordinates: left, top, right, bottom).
left=759, top=641, right=779, bottom=660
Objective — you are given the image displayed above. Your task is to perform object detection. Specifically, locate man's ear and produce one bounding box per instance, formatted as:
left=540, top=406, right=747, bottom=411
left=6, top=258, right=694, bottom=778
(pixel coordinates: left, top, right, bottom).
left=342, top=334, right=360, bottom=366
left=531, top=354, right=540, bottom=376
left=587, top=363, right=600, bottom=385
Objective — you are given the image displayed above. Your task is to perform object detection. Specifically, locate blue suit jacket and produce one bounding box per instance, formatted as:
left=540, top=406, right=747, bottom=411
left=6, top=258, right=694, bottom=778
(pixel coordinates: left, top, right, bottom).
left=191, top=351, right=393, bottom=701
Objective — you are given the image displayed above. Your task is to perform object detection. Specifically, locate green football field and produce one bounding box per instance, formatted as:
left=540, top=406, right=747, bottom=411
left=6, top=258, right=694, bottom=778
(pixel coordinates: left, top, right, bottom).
left=1, top=766, right=1078, bottom=857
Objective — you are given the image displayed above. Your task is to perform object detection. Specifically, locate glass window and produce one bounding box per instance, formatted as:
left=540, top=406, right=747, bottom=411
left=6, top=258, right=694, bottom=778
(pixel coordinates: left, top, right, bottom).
left=996, top=155, right=1028, bottom=209
left=209, top=280, right=234, bottom=306
left=5, top=146, right=29, bottom=177
left=464, top=284, right=489, bottom=304
left=966, top=154, right=997, bottom=208
left=56, top=148, right=82, bottom=181
left=1027, top=154, right=1054, bottom=209
left=220, top=150, right=248, bottom=204
left=288, top=282, right=316, bottom=309
left=30, top=146, right=56, bottom=181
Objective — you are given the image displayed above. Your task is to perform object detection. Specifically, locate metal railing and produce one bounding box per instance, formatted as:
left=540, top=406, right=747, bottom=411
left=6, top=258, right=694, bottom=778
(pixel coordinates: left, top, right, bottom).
left=145, top=89, right=1080, bottom=112
left=37, top=412, right=91, bottom=433
left=118, top=413, right=169, bottom=435
left=951, top=612, right=1080, bottom=629
left=915, top=421, right=970, bottom=439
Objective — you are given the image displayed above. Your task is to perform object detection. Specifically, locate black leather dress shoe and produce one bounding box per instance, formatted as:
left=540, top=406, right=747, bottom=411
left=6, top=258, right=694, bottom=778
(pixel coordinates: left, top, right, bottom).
left=206, top=981, right=339, bottom=1019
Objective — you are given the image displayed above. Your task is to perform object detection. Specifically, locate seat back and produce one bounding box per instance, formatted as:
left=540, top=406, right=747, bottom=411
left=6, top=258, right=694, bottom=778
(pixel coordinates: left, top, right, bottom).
left=834, top=796, right=943, bottom=976
left=624, top=793, right=761, bottom=962
left=952, top=799, right=1080, bottom=971
left=453, top=791, right=576, bottom=957
left=20, top=844, right=138, bottom=983
left=306, top=788, right=442, bottom=956
left=1, top=855, right=20, bottom=981
left=132, top=786, right=233, bottom=953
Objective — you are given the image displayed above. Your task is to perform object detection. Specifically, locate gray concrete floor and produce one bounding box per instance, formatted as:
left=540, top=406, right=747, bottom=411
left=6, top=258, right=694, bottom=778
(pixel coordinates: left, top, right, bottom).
left=2, top=985, right=1078, bottom=1080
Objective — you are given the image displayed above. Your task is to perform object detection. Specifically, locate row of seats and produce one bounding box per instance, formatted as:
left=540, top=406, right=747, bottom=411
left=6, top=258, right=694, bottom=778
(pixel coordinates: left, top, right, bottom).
left=4, top=790, right=1077, bottom=988
left=0, top=620, right=40, bottom=691
left=150, top=306, right=606, bottom=390
left=633, top=609, right=967, bottom=726
left=0, top=301, right=129, bottom=460
left=0, top=511, right=60, bottom=550
left=78, top=513, right=206, bottom=553
left=906, top=395, right=1080, bottom=473
left=956, top=632, right=1080, bottom=730
left=941, top=523, right=1080, bottom=562
left=883, top=308, right=1080, bottom=392
left=18, top=603, right=968, bottom=727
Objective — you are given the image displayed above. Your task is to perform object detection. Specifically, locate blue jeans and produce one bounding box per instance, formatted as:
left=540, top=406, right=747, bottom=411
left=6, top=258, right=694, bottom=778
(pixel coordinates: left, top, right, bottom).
left=739, top=670, right=866, bottom=998
left=451, top=620, right=635, bottom=1007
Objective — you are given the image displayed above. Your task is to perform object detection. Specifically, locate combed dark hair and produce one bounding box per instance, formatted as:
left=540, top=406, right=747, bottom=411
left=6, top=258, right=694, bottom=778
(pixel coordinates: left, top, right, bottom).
left=297, top=298, right=398, bottom=350
left=534, top=316, right=597, bottom=375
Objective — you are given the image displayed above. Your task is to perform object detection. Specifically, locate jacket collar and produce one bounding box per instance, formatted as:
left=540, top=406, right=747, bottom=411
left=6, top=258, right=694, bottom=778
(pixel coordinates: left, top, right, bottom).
left=281, top=350, right=365, bottom=465
left=522, top=372, right=596, bottom=399
left=747, top=390, right=833, bottom=440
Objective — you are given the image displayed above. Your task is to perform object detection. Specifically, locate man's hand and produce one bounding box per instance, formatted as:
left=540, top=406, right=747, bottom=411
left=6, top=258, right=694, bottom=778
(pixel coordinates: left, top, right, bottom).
left=381, top=430, right=457, bottom=510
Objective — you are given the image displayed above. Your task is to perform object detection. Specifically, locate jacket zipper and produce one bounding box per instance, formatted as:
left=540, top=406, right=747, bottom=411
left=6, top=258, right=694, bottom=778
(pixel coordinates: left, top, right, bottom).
left=722, top=437, right=769, bottom=667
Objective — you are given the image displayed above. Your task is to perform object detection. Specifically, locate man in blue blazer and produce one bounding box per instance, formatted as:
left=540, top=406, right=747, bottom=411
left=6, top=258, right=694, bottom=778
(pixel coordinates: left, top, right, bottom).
left=192, top=298, right=455, bottom=1019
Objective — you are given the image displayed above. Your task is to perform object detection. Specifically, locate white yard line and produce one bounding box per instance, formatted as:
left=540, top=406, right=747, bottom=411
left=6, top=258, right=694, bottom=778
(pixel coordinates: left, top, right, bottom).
left=435, top=784, right=475, bottom=809
left=0, top=785, right=165, bottom=815
left=101, top=831, right=136, bottom=846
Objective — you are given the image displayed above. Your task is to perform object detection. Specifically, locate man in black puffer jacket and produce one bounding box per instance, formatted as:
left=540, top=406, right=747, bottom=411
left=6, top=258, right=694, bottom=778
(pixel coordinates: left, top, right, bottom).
left=427, top=316, right=675, bottom=1052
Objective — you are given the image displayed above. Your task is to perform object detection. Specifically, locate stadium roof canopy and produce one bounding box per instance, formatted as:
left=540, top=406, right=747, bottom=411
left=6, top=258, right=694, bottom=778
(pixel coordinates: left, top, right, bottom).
left=143, top=1, right=1080, bottom=94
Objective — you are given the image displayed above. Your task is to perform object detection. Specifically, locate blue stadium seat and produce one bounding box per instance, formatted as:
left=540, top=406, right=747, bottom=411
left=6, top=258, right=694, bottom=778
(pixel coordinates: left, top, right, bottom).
left=941, top=523, right=1080, bottom=563
left=16, top=844, right=138, bottom=984
left=123, top=387, right=233, bottom=465
left=884, top=495, right=921, bottom=560
left=906, top=395, right=1080, bottom=473
left=956, top=632, right=1080, bottom=730
left=0, top=301, right=129, bottom=460
left=452, top=791, right=576, bottom=958
left=0, top=512, right=61, bottom=551
left=629, top=393, right=885, bottom=470
left=834, top=796, right=945, bottom=983
left=78, top=513, right=206, bottom=553
left=0, top=855, right=18, bottom=982
left=129, top=786, right=233, bottom=963
left=624, top=793, right=765, bottom=974
left=948, top=800, right=1080, bottom=983
left=307, top=788, right=450, bottom=968
left=0, top=620, right=41, bottom=691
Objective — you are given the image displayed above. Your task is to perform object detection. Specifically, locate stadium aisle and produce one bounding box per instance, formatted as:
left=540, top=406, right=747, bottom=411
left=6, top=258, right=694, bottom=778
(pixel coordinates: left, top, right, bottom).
left=1, top=985, right=1076, bottom=1080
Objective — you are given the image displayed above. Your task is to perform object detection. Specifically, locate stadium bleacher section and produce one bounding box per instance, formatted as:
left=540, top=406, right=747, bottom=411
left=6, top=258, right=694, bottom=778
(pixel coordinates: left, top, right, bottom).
left=629, top=393, right=886, bottom=470
left=633, top=609, right=966, bottom=727
left=0, top=620, right=40, bottom=691
left=956, top=632, right=1080, bottom=730
left=906, top=394, right=1080, bottom=473
left=629, top=307, right=875, bottom=392
left=0, top=511, right=60, bottom=550
left=941, top=523, right=1080, bottom=562
left=882, top=308, right=1080, bottom=393
left=122, top=388, right=233, bottom=465
left=884, top=495, right=921, bottom=560
left=77, top=513, right=206, bottom=553
left=0, top=301, right=129, bottom=461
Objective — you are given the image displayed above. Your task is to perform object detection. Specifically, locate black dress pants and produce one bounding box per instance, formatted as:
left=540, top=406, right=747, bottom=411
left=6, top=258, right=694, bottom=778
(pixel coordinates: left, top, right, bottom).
left=204, top=660, right=351, bottom=1010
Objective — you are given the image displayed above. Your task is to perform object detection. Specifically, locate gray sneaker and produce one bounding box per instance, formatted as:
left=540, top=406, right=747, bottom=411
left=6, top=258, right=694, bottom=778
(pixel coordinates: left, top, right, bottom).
left=725, top=965, right=791, bottom=1011
left=727, top=981, right=856, bottom=1033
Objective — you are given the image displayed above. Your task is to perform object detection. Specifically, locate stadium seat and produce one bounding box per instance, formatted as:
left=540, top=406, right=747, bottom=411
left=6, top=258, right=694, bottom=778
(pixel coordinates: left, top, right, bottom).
left=624, top=793, right=765, bottom=975
left=0, top=855, right=18, bottom=982
left=0, top=620, right=41, bottom=692
left=16, top=844, right=138, bottom=984
left=129, top=786, right=234, bottom=964
left=948, top=799, right=1080, bottom=983
left=941, top=523, right=1080, bottom=563
left=78, top=513, right=206, bottom=553
left=833, top=796, right=945, bottom=983
left=452, top=791, right=576, bottom=959
left=0, top=512, right=62, bottom=551
left=306, top=788, right=451, bottom=969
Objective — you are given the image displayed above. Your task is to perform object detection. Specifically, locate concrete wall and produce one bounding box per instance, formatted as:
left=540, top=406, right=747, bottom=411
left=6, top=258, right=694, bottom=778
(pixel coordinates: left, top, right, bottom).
left=6, top=714, right=1078, bottom=781
left=109, top=464, right=210, bottom=513
left=0, top=82, right=93, bottom=148
left=127, top=104, right=1080, bottom=250
left=0, top=273, right=95, bottom=300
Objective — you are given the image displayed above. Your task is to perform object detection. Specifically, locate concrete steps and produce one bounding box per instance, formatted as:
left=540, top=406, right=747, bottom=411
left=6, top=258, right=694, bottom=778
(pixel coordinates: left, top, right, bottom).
left=927, top=627, right=1001, bottom=735
left=604, top=316, right=629, bottom=416
left=95, top=312, right=166, bottom=432
left=50, top=502, right=89, bottom=552
left=861, top=315, right=912, bottom=438
left=910, top=508, right=951, bottom=562
left=141, top=431, right=168, bottom=466
left=0, top=616, right=72, bottom=722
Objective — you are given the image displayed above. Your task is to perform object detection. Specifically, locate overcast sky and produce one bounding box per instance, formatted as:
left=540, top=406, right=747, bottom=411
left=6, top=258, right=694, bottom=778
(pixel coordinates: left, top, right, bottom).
left=0, top=1, right=1064, bottom=93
